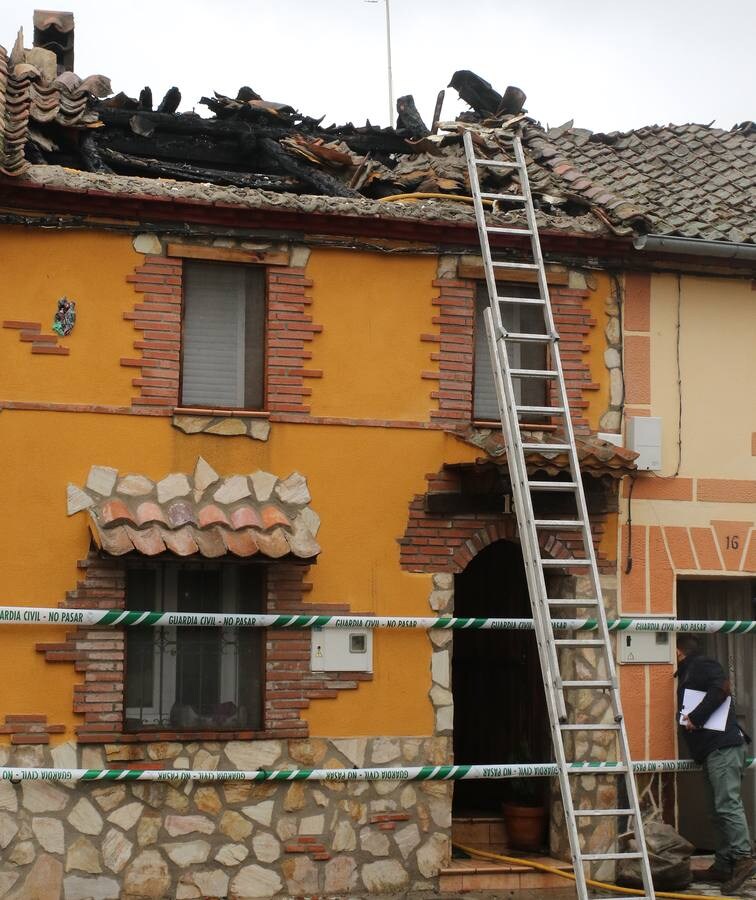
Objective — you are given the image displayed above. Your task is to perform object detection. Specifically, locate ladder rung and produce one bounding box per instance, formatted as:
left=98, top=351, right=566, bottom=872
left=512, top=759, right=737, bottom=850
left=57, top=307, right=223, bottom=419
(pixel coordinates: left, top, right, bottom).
left=594, top=895, right=653, bottom=900
left=491, top=261, right=539, bottom=270
left=474, top=157, right=523, bottom=169
left=504, top=333, right=553, bottom=344
left=528, top=481, right=577, bottom=491
left=497, top=295, right=544, bottom=305
left=524, top=445, right=573, bottom=453
left=541, top=559, right=592, bottom=568
left=562, top=680, right=614, bottom=688
left=560, top=723, right=621, bottom=731
left=582, top=852, right=643, bottom=861
left=510, top=368, right=558, bottom=378
left=487, top=226, right=533, bottom=235
left=574, top=808, right=634, bottom=817
left=480, top=192, right=526, bottom=201
left=554, top=639, right=605, bottom=647
left=533, top=518, right=584, bottom=527
left=568, top=767, right=628, bottom=776
left=517, top=404, right=565, bottom=414
left=547, top=599, right=598, bottom=606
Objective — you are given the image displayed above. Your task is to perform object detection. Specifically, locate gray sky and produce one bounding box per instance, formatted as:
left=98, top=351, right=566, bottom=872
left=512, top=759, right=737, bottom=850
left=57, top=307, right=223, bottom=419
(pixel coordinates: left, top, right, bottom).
left=2, top=1, right=754, bottom=132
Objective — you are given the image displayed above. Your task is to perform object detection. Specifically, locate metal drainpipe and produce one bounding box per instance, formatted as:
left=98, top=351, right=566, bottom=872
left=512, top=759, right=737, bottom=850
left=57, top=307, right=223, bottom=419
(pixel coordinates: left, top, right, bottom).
left=633, top=234, right=756, bottom=261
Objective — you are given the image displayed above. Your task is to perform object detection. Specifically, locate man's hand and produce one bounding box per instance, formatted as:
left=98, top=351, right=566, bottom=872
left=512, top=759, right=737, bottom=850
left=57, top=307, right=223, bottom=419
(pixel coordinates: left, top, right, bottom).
left=681, top=715, right=696, bottom=731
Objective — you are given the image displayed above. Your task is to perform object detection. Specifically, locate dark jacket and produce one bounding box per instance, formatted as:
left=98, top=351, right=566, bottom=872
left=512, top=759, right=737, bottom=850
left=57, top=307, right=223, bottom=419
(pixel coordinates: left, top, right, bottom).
left=676, top=652, right=744, bottom=763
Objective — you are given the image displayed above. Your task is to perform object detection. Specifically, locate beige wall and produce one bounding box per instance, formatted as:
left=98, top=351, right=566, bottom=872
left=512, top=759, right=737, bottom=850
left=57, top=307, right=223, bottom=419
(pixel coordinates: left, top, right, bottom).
left=619, top=270, right=755, bottom=761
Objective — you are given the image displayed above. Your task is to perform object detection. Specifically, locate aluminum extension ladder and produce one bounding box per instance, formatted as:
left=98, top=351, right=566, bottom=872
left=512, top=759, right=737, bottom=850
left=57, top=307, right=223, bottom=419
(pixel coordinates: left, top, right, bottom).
left=462, top=128, right=656, bottom=900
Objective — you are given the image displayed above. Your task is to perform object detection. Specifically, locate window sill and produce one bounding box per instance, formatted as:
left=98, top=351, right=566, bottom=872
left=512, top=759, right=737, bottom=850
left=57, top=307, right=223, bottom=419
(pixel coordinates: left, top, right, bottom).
left=174, top=407, right=270, bottom=419
left=77, top=729, right=289, bottom=744
left=172, top=410, right=271, bottom=441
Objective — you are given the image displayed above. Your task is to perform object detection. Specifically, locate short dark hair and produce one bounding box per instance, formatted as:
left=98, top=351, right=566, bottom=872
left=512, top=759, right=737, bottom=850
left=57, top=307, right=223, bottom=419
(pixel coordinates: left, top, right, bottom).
left=676, top=635, right=701, bottom=656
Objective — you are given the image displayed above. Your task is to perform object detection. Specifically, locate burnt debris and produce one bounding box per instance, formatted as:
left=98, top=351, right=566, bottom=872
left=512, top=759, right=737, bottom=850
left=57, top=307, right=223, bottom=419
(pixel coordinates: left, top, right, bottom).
left=1, top=16, right=532, bottom=202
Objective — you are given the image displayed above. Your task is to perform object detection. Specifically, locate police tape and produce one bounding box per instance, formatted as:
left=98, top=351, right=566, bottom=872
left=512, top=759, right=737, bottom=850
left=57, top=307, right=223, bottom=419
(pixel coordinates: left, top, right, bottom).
left=1, top=758, right=754, bottom=783
left=0, top=606, right=755, bottom=633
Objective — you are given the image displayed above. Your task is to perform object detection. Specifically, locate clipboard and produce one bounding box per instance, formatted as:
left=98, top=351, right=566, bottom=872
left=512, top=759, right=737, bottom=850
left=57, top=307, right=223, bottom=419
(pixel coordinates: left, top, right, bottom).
left=679, top=688, right=731, bottom=731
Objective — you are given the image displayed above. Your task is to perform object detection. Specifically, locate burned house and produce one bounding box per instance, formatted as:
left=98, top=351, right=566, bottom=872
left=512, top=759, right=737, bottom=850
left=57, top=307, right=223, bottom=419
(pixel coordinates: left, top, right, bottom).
left=0, top=10, right=754, bottom=898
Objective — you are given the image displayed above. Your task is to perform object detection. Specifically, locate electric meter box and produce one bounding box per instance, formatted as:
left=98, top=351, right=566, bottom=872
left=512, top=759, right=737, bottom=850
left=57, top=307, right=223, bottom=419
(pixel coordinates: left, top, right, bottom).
left=626, top=416, right=662, bottom=471
left=618, top=626, right=673, bottom=664
left=310, top=627, right=373, bottom=673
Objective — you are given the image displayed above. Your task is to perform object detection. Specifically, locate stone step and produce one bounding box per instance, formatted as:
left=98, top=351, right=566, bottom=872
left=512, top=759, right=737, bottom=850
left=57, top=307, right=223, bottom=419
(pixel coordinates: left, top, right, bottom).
left=441, top=855, right=576, bottom=895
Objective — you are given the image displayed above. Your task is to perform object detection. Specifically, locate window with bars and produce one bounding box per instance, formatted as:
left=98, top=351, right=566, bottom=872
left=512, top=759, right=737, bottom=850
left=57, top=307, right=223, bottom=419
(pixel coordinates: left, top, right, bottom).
left=181, top=261, right=266, bottom=410
left=125, top=561, right=264, bottom=732
left=473, top=283, right=547, bottom=420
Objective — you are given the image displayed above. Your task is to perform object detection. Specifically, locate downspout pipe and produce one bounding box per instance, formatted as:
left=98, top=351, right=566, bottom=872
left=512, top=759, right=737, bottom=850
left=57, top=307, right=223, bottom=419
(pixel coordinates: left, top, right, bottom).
left=633, top=233, right=756, bottom=261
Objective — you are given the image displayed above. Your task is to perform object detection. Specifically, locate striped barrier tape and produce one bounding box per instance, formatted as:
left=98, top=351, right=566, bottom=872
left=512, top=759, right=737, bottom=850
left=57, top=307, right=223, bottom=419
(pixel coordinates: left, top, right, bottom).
left=1, top=758, right=754, bottom=783
left=0, top=607, right=754, bottom=633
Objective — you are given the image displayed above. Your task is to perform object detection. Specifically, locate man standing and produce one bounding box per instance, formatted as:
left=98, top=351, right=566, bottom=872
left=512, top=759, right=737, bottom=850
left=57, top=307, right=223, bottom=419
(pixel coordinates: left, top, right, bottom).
left=676, top=635, right=754, bottom=895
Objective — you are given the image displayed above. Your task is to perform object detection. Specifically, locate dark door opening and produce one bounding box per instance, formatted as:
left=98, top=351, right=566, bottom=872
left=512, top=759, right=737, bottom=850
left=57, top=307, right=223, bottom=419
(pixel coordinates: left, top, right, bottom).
left=452, top=539, right=551, bottom=815
left=677, top=578, right=755, bottom=850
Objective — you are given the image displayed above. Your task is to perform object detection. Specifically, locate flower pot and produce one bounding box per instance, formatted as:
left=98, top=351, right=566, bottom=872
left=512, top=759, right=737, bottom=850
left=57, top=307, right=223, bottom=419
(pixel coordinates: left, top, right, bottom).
left=502, top=801, right=547, bottom=851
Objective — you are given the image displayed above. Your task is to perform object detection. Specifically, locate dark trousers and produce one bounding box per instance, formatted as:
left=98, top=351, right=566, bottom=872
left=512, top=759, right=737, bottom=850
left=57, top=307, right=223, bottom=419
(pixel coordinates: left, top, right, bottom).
left=703, top=744, right=752, bottom=867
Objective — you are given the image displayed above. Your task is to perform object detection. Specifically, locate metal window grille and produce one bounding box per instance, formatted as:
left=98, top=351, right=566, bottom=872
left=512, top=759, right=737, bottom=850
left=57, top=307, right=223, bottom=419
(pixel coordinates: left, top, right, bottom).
left=125, top=561, right=264, bottom=731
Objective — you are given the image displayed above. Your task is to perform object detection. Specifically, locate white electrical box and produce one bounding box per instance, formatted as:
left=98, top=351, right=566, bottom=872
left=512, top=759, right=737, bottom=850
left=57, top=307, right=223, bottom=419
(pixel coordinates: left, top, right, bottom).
left=310, top=627, right=373, bottom=673
left=618, top=628, right=673, bottom=664
left=626, top=417, right=662, bottom=471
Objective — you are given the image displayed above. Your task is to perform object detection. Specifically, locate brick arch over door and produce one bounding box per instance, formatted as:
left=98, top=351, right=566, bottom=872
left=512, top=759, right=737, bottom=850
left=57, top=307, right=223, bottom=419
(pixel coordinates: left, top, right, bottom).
left=400, top=466, right=605, bottom=575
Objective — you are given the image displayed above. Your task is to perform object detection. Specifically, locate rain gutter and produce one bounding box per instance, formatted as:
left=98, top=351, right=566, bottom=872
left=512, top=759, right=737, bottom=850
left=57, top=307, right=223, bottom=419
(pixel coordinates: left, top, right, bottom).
left=634, top=234, right=756, bottom=261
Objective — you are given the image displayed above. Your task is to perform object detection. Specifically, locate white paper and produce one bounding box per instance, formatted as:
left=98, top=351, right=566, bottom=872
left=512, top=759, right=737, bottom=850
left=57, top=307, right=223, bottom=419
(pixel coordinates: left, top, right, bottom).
left=679, top=688, right=731, bottom=732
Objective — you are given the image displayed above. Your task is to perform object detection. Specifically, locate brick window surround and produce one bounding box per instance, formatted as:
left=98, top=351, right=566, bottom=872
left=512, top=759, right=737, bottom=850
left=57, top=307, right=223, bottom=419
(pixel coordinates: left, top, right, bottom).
left=425, top=275, right=598, bottom=433
left=36, top=551, right=369, bottom=743
left=122, top=255, right=322, bottom=415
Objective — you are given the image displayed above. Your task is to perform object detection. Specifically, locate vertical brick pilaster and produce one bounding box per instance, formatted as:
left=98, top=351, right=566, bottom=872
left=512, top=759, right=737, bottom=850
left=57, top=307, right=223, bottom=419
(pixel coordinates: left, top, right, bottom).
left=550, top=285, right=597, bottom=434
left=265, top=267, right=322, bottom=414
left=428, top=278, right=475, bottom=425
left=124, top=255, right=182, bottom=411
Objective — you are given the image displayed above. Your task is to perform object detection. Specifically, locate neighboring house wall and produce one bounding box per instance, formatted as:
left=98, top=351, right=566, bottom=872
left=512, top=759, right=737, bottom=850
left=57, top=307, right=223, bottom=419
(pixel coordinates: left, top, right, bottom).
left=618, top=270, right=756, bottom=765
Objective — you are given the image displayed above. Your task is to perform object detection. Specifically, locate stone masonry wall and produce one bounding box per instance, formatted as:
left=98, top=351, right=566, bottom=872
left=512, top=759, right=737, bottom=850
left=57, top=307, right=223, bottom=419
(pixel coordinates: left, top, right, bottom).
left=0, top=735, right=452, bottom=899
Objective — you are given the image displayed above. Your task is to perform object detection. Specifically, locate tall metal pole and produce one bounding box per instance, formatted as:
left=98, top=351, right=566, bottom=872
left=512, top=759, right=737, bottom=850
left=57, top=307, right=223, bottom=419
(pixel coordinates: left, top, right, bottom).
left=385, top=0, right=394, bottom=126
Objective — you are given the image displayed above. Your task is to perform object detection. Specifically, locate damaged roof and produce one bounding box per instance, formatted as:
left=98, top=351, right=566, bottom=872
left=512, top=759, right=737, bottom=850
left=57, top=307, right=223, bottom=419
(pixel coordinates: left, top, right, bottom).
left=1, top=21, right=754, bottom=244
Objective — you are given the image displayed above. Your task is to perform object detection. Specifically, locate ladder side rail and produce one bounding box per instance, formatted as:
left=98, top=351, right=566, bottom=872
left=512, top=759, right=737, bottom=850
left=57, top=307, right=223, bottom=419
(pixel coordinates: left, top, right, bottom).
left=463, top=130, right=504, bottom=336
left=513, top=135, right=558, bottom=339
left=484, top=313, right=592, bottom=899
left=484, top=312, right=564, bottom=717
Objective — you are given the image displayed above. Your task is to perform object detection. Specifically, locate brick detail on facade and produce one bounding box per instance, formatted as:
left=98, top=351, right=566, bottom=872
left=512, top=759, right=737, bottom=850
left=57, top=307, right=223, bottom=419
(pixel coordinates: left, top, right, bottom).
left=400, top=467, right=613, bottom=574
left=265, top=266, right=323, bottom=414
left=424, top=277, right=598, bottom=433
left=0, top=714, right=66, bottom=744
left=123, top=255, right=182, bottom=411
left=35, top=552, right=370, bottom=743
left=123, top=259, right=323, bottom=416
left=547, top=285, right=599, bottom=434
left=2, top=320, right=70, bottom=355
left=425, top=279, right=475, bottom=425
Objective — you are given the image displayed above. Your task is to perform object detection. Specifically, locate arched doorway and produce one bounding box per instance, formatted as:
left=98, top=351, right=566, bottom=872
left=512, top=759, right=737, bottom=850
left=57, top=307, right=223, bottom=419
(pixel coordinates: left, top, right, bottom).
left=452, top=539, right=551, bottom=815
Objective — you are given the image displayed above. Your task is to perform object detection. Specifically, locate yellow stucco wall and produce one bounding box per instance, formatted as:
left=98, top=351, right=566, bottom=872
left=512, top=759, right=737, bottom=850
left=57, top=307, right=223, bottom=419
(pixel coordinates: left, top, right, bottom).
left=0, top=229, right=486, bottom=744
left=0, top=227, right=617, bottom=746
left=0, top=228, right=139, bottom=407
left=307, top=250, right=438, bottom=420
left=584, top=271, right=612, bottom=433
